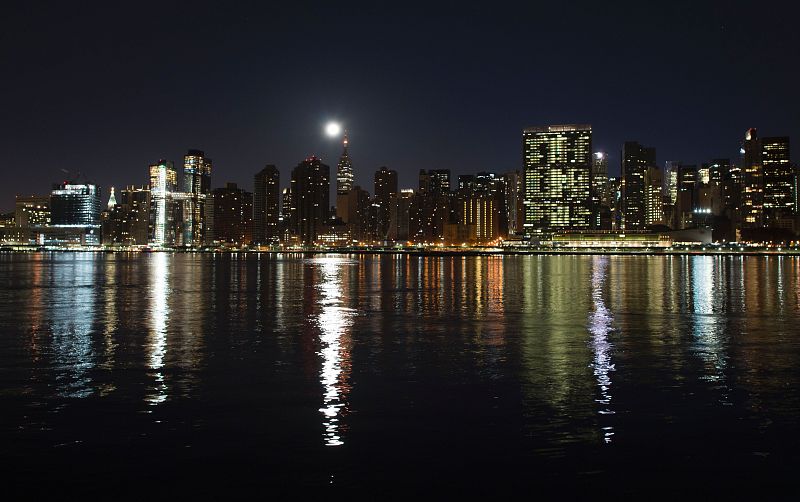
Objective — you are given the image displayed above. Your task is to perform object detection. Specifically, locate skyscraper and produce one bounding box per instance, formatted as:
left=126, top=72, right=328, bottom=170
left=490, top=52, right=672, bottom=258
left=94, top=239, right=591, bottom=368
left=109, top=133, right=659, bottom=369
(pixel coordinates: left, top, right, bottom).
left=50, top=181, right=102, bottom=245
left=182, top=150, right=212, bottom=247
left=374, top=167, right=398, bottom=242
left=253, top=165, right=280, bottom=245
left=209, top=182, right=253, bottom=246
left=742, top=128, right=763, bottom=228
left=291, top=157, right=330, bottom=245
left=523, top=124, right=593, bottom=230
left=592, top=152, right=609, bottom=207
left=148, top=159, right=177, bottom=247
left=762, top=136, right=792, bottom=226
left=335, top=133, right=353, bottom=222
left=621, top=141, right=656, bottom=230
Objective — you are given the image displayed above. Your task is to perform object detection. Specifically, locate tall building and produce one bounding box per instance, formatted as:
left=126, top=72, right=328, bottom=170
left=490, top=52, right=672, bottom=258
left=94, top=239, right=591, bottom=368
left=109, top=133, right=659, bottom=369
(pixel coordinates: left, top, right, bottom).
left=742, top=128, right=763, bottom=228
left=762, top=136, right=793, bottom=227
left=100, top=185, right=150, bottom=246
left=592, top=152, right=609, bottom=207
left=120, top=186, right=151, bottom=245
left=389, top=189, right=414, bottom=242
left=253, top=165, right=280, bottom=245
left=210, top=183, right=253, bottom=246
left=182, top=150, right=212, bottom=247
left=148, top=159, right=178, bottom=247
left=374, top=167, right=398, bottom=242
left=676, top=164, right=698, bottom=229
left=621, top=141, right=656, bottom=230
left=335, top=133, right=353, bottom=222
left=50, top=181, right=102, bottom=245
left=523, top=124, right=593, bottom=230
left=15, top=195, right=50, bottom=227
left=503, top=170, right=524, bottom=236
left=414, top=169, right=451, bottom=242
left=291, top=157, right=330, bottom=245
left=644, top=166, right=664, bottom=226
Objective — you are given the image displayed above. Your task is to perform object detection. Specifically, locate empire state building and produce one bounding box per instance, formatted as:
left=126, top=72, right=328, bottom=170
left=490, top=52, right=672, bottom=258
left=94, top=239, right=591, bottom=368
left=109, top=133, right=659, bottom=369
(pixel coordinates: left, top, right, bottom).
left=336, top=132, right=353, bottom=195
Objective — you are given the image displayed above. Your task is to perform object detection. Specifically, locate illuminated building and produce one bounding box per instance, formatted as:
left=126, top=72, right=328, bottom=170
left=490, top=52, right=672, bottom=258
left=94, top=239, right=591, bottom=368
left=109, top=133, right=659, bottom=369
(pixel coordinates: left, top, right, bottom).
left=621, top=141, right=656, bottom=230
left=741, top=128, right=763, bottom=228
left=15, top=195, right=50, bottom=227
left=762, top=136, right=793, bottom=227
left=182, top=150, right=212, bottom=247
left=209, top=182, right=253, bottom=246
left=523, top=124, right=593, bottom=230
left=414, top=169, right=451, bottom=242
left=374, top=167, right=398, bottom=242
left=291, top=157, right=330, bottom=245
left=345, top=185, right=372, bottom=243
left=457, top=193, right=499, bottom=244
left=676, top=164, right=698, bottom=229
left=644, top=166, right=664, bottom=226
left=503, top=170, right=524, bottom=236
left=389, top=189, right=414, bottom=242
left=592, top=151, right=609, bottom=207
left=148, top=159, right=177, bottom=247
left=253, top=165, right=280, bottom=245
left=50, top=181, right=102, bottom=246
left=335, top=133, right=353, bottom=221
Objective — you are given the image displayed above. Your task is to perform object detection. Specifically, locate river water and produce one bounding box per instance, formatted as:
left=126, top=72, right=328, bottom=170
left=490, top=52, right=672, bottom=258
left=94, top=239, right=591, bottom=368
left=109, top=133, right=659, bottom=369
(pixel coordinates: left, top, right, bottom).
left=0, top=253, right=798, bottom=497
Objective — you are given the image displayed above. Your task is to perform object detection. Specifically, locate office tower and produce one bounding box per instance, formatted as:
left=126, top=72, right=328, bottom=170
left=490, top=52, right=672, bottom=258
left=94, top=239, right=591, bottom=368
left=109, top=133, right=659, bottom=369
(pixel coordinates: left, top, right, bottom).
left=419, top=169, right=451, bottom=194
left=644, top=166, right=664, bottom=226
left=291, top=157, right=330, bottom=245
left=182, top=150, right=212, bottom=247
left=621, top=141, right=656, bottom=230
left=14, top=195, right=50, bottom=227
left=592, top=151, right=609, bottom=205
left=742, top=128, right=763, bottom=228
left=415, top=169, right=451, bottom=242
left=253, top=165, right=280, bottom=245
left=389, top=189, right=414, bottom=242
left=335, top=133, right=353, bottom=222
left=345, top=185, right=372, bottom=243
left=374, top=167, right=398, bottom=242
left=607, top=176, right=622, bottom=230
left=523, top=124, right=593, bottom=230
left=210, top=183, right=253, bottom=246
left=280, top=187, right=294, bottom=237
left=762, top=136, right=793, bottom=227
left=503, top=170, right=524, bottom=236
left=119, top=186, right=151, bottom=245
left=676, top=164, right=698, bottom=229
left=50, top=181, right=102, bottom=245
left=148, top=159, right=177, bottom=247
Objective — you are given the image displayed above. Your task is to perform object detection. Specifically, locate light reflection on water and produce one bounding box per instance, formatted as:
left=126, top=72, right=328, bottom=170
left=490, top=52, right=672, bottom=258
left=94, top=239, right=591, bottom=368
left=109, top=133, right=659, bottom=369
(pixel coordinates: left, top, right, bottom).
left=146, top=252, right=169, bottom=405
left=0, top=252, right=799, bottom=491
left=310, top=256, right=355, bottom=447
left=589, top=256, right=615, bottom=443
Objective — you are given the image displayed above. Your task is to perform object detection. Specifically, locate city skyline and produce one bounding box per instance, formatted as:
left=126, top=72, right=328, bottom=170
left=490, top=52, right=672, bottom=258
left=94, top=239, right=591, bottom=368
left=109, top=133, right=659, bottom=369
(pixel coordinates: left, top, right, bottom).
left=2, top=2, right=799, bottom=211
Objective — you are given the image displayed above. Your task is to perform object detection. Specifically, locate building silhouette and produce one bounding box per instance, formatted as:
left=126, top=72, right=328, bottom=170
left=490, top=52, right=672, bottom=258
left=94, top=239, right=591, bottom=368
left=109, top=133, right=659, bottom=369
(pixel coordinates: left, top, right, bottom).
left=621, top=141, right=656, bottom=230
left=291, top=157, right=330, bottom=245
left=253, top=165, right=280, bottom=245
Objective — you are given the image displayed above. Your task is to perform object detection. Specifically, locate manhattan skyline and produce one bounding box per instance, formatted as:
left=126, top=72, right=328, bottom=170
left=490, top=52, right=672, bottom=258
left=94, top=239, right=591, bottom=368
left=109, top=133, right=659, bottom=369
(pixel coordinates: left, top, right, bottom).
left=2, top=1, right=799, bottom=210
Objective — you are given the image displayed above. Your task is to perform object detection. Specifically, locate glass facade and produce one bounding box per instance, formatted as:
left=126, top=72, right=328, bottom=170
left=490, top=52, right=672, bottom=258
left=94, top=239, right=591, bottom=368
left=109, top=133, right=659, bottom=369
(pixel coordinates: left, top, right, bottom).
left=523, top=124, right=593, bottom=230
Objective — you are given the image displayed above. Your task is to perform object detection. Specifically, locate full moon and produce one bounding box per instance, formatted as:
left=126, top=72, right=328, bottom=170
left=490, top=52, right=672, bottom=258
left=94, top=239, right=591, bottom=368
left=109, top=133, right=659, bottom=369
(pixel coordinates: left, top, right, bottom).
left=325, top=122, right=342, bottom=137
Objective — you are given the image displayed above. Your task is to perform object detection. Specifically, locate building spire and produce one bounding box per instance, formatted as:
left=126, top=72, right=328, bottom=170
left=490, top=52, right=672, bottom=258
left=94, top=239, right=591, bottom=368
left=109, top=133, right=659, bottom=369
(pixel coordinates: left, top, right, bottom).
left=343, top=129, right=349, bottom=150
left=107, top=187, right=117, bottom=208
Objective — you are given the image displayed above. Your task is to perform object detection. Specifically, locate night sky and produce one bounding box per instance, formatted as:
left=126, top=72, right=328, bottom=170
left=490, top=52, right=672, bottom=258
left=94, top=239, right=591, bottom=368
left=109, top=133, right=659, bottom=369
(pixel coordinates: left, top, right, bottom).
left=2, top=1, right=798, bottom=210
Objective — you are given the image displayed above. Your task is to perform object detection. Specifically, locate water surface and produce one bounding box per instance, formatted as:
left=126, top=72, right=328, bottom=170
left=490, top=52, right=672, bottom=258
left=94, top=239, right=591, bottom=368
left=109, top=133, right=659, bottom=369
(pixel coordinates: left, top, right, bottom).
left=1, top=253, right=798, bottom=497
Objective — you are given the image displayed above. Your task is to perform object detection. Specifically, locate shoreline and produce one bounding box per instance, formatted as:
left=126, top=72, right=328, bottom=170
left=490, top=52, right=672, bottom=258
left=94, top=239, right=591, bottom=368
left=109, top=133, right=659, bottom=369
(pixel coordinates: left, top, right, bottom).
left=1, top=247, right=799, bottom=257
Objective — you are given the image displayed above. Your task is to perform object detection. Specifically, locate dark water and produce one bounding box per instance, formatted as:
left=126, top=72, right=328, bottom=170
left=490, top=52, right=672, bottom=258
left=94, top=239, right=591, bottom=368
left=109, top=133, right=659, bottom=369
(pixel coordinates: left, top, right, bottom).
left=1, top=253, right=798, bottom=498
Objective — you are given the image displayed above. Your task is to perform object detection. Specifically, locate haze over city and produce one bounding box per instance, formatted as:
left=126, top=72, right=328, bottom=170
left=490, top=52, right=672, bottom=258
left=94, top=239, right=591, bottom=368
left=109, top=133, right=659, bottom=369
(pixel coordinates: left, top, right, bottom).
left=2, top=1, right=798, bottom=210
